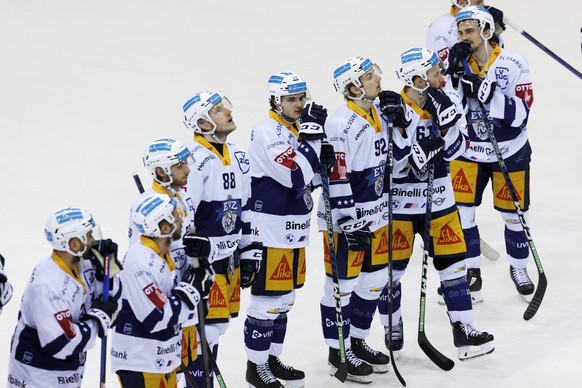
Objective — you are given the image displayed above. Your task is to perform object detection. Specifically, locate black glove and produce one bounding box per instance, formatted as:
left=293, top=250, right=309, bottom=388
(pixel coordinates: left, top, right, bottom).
left=299, top=103, right=328, bottom=141
left=446, top=42, right=473, bottom=79
left=88, top=239, right=123, bottom=282
left=183, top=232, right=211, bottom=266
left=83, top=296, right=118, bottom=338
left=408, top=136, right=445, bottom=176
left=177, top=266, right=214, bottom=308
left=461, top=74, right=496, bottom=104
left=378, top=91, right=411, bottom=129
left=422, top=88, right=461, bottom=130
left=338, top=217, right=372, bottom=252
left=0, top=254, right=13, bottom=308
left=486, top=6, right=506, bottom=33
left=319, top=141, right=336, bottom=176
left=238, top=242, right=263, bottom=289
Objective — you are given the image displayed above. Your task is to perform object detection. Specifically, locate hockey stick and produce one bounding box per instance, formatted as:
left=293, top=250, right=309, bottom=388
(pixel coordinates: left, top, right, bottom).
left=131, top=172, right=206, bottom=388
left=320, top=167, right=348, bottom=387
left=99, top=252, right=110, bottom=388
left=504, top=16, right=582, bottom=80
left=417, top=129, right=455, bottom=371
left=460, top=60, right=547, bottom=320
left=385, top=116, right=406, bottom=387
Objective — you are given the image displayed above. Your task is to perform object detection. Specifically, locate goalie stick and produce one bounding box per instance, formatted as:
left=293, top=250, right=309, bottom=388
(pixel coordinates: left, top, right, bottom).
left=460, top=61, right=547, bottom=321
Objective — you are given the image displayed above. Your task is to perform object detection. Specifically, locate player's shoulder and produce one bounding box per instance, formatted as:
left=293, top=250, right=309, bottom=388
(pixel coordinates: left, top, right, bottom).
left=496, top=48, right=530, bottom=71
left=427, top=12, right=454, bottom=31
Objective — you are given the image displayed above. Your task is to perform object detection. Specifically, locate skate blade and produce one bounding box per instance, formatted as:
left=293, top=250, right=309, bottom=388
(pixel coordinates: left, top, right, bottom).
left=328, top=366, right=373, bottom=384
left=470, top=290, right=484, bottom=304
left=370, top=363, right=389, bottom=374
left=282, top=379, right=305, bottom=388
left=458, top=341, right=495, bottom=361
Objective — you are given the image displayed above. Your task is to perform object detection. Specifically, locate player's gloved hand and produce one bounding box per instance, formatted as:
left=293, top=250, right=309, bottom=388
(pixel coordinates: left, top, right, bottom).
left=88, top=239, right=123, bottom=282
left=83, top=296, right=118, bottom=338
left=299, top=103, right=328, bottom=141
left=338, top=217, right=373, bottom=252
left=175, top=266, right=214, bottom=310
left=422, top=88, right=461, bottom=130
left=183, top=232, right=211, bottom=267
left=486, top=6, right=506, bottom=34
left=446, top=42, right=473, bottom=78
left=378, top=91, right=411, bottom=128
left=319, top=141, right=336, bottom=176
left=408, top=136, right=445, bottom=176
left=0, top=254, right=13, bottom=309
left=238, top=242, right=263, bottom=289
left=461, top=74, right=496, bottom=104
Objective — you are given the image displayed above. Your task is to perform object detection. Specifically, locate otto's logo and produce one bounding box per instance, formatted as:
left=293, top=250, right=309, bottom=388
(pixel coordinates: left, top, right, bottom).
left=437, top=48, right=449, bottom=61
left=143, top=283, right=167, bottom=310
left=54, top=309, right=76, bottom=340
left=274, top=147, right=297, bottom=170
left=515, top=83, right=534, bottom=108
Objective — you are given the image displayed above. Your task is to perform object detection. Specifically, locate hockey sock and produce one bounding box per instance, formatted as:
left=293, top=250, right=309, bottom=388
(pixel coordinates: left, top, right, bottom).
left=350, top=292, right=378, bottom=339
left=463, top=226, right=481, bottom=268
left=244, top=317, right=274, bottom=364
left=270, top=313, right=288, bottom=356
left=441, top=277, right=473, bottom=323
left=377, top=282, right=402, bottom=327
left=505, top=226, right=529, bottom=266
left=320, top=303, right=351, bottom=348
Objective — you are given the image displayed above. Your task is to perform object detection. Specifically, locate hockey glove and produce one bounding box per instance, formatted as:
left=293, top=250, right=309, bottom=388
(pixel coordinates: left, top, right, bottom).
left=319, top=141, right=336, bottom=176
left=299, top=103, right=328, bottom=141
left=378, top=91, right=411, bottom=129
left=461, top=74, right=496, bottom=104
left=446, top=42, right=473, bottom=85
left=338, top=216, right=373, bottom=252
left=183, top=232, right=212, bottom=266
left=486, top=6, right=506, bottom=34
left=408, top=136, right=445, bottom=176
left=88, top=239, right=123, bottom=282
left=0, top=254, right=13, bottom=309
left=422, top=88, right=461, bottom=130
left=83, top=296, right=118, bottom=338
left=239, top=242, right=263, bottom=289
left=174, top=266, right=214, bottom=310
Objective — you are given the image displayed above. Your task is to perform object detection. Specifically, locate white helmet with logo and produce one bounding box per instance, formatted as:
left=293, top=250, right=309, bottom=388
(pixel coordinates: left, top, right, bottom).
left=143, top=137, right=193, bottom=187
left=132, top=194, right=179, bottom=238
left=456, top=6, right=495, bottom=41
left=183, top=91, right=233, bottom=134
left=396, top=47, right=441, bottom=91
left=333, top=56, right=382, bottom=99
left=266, top=71, right=310, bottom=106
left=45, top=207, right=99, bottom=257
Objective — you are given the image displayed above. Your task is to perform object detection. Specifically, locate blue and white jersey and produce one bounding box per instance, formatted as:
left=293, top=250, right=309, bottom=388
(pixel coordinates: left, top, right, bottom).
left=184, top=135, right=252, bottom=256
left=111, top=237, right=194, bottom=374
left=458, top=43, right=533, bottom=163
left=8, top=253, right=102, bottom=388
left=392, top=89, right=468, bottom=215
left=316, top=100, right=411, bottom=232
left=246, top=110, right=322, bottom=248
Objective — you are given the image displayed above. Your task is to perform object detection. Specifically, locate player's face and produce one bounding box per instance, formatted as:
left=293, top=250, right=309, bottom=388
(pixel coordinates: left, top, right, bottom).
left=457, top=20, right=486, bottom=51
left=359, top=68, right=382, bottom=100
left=427, top=64, right=445, bottom=89
left=279, top=93, right=307, bottom=122
left=171, top=208, right=183, bottom=240
left=209, top=101, right=237, bottom=136
left=170, top=160, right=190, bottom=187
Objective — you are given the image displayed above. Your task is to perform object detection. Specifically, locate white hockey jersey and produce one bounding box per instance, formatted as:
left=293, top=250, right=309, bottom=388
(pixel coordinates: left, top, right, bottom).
left=246, top=110, right=323, bottom=248
left=8, top=253, right=102, bottom=388
left=184, top=134, right=252, bottom=257
left=316, top=100, right=411, bottom=232
left=110, top=237, right=194, bottom=374
left=392, top=89, right=468, bottom=215
left=458, top=43, right=533, bottom=163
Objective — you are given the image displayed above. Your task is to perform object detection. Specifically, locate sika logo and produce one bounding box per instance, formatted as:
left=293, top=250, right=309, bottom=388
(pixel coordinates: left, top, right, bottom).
left=270, top=255, right=292, bottom=280
left=437, top=225, right=462, bottom=245
left=452, top=169, right=472, bottom=193
left=230, top=278, right=241, bottom=303
left=496, top=184, right=521, bottom=201
left=209, top=283, right=228, bottom=308
left=351, top=252, right=364, bottom=267
left=375, top=230, right=389, bottom=255
left=392, top=229, right=410, bottom=250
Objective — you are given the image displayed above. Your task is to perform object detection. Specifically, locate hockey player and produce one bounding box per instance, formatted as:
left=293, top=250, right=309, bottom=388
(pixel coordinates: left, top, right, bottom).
left=0, top=253, right=13, bottom=313
left=112, top=193, right=214, bottom=387
left=242, top=71, right=334, bottom=388
left=447, top=6, right=536, bottom=300
left=8, top=207, right=119, bottom=388
left=318, top=56, right=412, bottom=383
left=181, top=90, right=258, bottom=387
left=377, top=46, right=495, bottom=361
left=426, top=1, right=506, bottom=69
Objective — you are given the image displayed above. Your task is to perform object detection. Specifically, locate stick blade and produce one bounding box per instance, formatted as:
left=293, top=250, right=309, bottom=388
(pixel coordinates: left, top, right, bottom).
left=418, top=332, right=455, bottom=371
left=523, top=272, right=547, bottom=320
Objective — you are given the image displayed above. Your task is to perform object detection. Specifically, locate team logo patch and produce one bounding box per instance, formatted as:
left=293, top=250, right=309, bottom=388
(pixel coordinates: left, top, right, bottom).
left=234, top=150, right=250, bottom=174
left=270, top=255, right=293, bottom=281
left=437, top=225, right=462, bottom=245
left=216, top=196, right=241, bottom=233
left=209, top=283, right=228, bottom=308
left=392, top=229, right=411, bottom=251
left=375, top=230, right=389, bottom=255
left=494, top=67, right=509, bottom=89
left=274, top=147, right=297, bottom=170
left=515, top=83, right=534, bottom=108
left=143, top=283, right=167, bottom=310
left=54, top=309, right=76, bottom=339
left=330, top=152, right=348, bottom=181
left=452, top=169, right=472, bottom=193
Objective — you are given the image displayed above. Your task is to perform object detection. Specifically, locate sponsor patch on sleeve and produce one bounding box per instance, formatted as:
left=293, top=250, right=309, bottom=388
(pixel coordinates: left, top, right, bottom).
left=274, top=146, right=297, bottom=170
left=515, top=83, right=534, bottom=108
left=143, top=283, right=167, bottom=310
left=54, top=309, right=76, bottom=340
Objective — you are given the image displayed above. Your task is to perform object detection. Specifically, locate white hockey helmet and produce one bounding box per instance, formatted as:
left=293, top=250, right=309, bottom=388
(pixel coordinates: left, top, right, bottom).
left=44, top=207, right=99, bottom=257
left=456, top=6, right=494, bottom=40
left=396, top=47, right=441, bottom=91
left=450, top=0, right=466, bottom=8
left=332, top=56, right=382, bottom=98
left=132, top=194, right=179, bottom=238
left=143, top=137, right=193, bottom=187
left=266, top=71, right=310, bottom=106
left=183, top=91, right=233, bottom=134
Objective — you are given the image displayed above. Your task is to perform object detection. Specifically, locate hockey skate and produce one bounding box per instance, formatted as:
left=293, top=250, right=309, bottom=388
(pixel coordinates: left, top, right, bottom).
left=384, top=317, right=404, bottom=359
left=437, top=268, right=483, bottom=305
left=351, top=337, right=390, bottom=373
left=328, top=347, right=373, bottom=384
left=246, top=360, right=284, bottom=388
left=510, top=265, right=534, bottom=302
left=268, top=355, right=305, bottom=388
left=451, top=322, right=495, bottom=360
